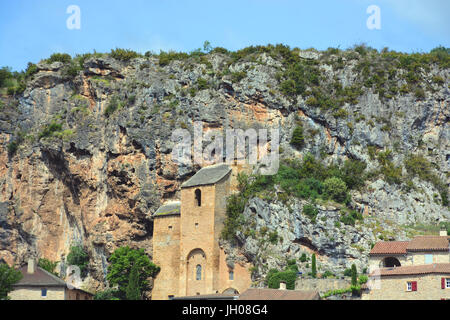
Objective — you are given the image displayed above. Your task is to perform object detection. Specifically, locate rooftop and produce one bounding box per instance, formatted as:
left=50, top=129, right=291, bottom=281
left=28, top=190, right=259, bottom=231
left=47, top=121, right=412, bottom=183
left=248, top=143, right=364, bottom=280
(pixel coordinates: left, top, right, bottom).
left=370, top=263, right=450, bottom=277
left=238, top=288, right=320, bottom=300
left=13, top=266, right=66, bottom=287
left=407, top=236, right=450, bottom=252
left=181, top=164, right=231, bottom=188
left=369, top=241, right=409, bottom=255
left=153, top=201, right=181, bottom=217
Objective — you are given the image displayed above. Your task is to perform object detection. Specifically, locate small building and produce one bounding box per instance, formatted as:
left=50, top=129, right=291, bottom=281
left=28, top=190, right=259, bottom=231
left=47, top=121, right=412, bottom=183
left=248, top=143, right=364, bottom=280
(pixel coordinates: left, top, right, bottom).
left=363, top=230, right=450, bottom=300
left=362, top=263, right=450, bottom=300
left=152, top=164, right=252, bottom=300
left=9, top=259, right=93, bottom=300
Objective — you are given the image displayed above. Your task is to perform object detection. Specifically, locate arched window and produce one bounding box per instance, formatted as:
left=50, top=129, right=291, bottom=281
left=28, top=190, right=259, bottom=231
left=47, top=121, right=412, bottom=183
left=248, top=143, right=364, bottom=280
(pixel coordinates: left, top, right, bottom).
left=229, top=270, right=234, bottom=280
left=196, top=264, right=202, bottom=280
left=195, top=189, right=201, bottom=207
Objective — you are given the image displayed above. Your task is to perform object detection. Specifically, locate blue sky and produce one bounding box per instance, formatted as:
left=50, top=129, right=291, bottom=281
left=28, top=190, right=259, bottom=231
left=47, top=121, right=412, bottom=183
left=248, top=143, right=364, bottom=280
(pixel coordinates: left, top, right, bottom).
left=0, top=0, right=449, bottom=71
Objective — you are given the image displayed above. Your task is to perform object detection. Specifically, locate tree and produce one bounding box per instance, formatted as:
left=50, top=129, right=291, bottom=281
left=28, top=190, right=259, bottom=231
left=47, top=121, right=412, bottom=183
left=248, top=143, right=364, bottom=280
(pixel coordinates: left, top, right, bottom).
left=93, top=289, right=120, bottom=300
left=290, top=125, right=305, bottom=149
left=67, top=245, right=89, bottom=277
left=0, top=263, right=23, bottom=300
left=106, top=246, right=160, bottom=300
left=311, top=254, right=317, bottom=278
left=351, top=264, right=358, bottom=286
left=38, top=258, right=59, bottom=276
left=125, top=264, right=141, bottom=300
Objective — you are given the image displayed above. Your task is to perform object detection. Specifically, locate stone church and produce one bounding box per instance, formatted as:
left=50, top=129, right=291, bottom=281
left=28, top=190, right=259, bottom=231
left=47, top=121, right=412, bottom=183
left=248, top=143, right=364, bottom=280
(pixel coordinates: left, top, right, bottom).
left=151, top=164, right=252, bottom=300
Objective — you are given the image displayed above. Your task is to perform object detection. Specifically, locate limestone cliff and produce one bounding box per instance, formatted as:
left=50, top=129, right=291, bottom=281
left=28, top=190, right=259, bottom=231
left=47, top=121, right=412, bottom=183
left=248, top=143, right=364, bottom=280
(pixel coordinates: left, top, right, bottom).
left=0, top=46, right=448, bottom=292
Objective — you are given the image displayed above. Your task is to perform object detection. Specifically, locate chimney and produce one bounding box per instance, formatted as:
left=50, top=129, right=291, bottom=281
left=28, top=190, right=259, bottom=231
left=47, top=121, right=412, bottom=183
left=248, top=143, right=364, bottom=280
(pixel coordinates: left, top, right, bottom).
left=279, top=281, right=286, bottom=290
left=439, top=229, right=447, bottom=237
left=27, top=258, right=35, bottom=274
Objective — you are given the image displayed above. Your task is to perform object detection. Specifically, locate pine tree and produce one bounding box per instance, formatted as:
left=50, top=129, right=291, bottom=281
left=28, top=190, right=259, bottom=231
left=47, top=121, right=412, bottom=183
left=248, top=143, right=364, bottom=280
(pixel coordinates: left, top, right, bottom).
left=126, top=264, right=141, bottom=300
left=311, top=254, right=317, bottom=278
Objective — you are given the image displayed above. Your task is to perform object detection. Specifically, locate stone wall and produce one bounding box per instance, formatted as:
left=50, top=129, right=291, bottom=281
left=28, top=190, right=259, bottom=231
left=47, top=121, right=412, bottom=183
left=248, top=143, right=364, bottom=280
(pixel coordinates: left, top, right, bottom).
left=295, top=278, right=351, bottom=294
left=152, top=214, right=181, bottom=300
left=362, top=274, right=450, bottom=300
left=9, top=287, right=65, bottom=300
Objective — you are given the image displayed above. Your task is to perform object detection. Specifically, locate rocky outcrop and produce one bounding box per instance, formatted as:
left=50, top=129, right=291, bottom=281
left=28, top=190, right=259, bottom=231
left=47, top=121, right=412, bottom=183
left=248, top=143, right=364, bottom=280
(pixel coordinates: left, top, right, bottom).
left=0, top=47, right=448, bottom=291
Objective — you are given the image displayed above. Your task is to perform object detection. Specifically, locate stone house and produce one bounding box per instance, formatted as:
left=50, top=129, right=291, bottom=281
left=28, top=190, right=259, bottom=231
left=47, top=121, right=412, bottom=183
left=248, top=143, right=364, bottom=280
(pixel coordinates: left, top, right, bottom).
left=362, top=230, right=450, bottom=300
left=151, top=164, right=252, bottom=300
left=9, top=259, right=93, bottom=300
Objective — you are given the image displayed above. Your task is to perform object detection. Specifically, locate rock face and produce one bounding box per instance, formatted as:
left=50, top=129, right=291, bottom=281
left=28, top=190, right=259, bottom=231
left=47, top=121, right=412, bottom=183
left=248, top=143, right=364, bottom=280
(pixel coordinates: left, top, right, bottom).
left=0, top=47, right=448, bottom=292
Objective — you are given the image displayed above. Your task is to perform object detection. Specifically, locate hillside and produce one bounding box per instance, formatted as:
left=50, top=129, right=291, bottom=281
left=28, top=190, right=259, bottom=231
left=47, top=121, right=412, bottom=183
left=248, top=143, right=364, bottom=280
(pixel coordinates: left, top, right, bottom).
left=0, top=44, right=448, bottom=292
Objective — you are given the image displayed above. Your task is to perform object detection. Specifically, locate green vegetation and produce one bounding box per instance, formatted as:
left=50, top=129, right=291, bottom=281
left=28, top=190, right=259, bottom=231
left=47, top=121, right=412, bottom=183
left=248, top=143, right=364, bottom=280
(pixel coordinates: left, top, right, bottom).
left=104, top=95, right=124, bottom=117
left=125, top=264, right=141, bottom=300
left=106, top=246, right=160, bottom=300
left=0, top=263, right=23, bottom=300
left=110, top=48, right=140, bottom=61
left=46, top=53, right=72, bottom=64
left=94, top=288, right=120, bottom=300
left=67, top=245, right=89, bottom=278
left=310, top=254, right=317, bottom=278
left=38, top=258, right=59, bottom=276
left=266, top=260, right=298, bottom=290
left=290, top=124, right=305, bottom=149
left=39, top=121, right=63, bottom=139
left=222, top=154, right=367, bottom=241
left=404, top=154, right=448, bottom=206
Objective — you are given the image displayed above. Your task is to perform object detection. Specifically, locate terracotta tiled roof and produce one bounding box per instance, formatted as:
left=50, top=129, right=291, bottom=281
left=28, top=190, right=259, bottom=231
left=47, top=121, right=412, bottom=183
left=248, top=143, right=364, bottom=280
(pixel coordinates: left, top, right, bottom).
left=13, top=266, right=66, bottom=287
left=406, top=236, right=449, bottom=252
left=370, top=263, right=450, bottom=277
left=369, top=241, right=409, bottom=255
left=238, top=288, right=320, bottom=300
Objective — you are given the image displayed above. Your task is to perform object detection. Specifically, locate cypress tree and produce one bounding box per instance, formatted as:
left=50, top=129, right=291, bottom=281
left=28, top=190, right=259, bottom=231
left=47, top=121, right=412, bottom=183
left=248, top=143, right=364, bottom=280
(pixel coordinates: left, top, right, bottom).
left=126, top=264, right=141, bottom=300
left=351, top=264, right=357, bottom=286
left=311, top=254, right=317, bottom=278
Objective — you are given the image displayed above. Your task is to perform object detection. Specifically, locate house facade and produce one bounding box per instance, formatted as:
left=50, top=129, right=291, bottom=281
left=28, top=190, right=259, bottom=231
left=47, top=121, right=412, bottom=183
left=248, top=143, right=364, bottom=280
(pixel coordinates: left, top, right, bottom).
left=151, top=164, right=252, bottom=300
left=9, top=259, right=93, bottom=300
left=363, top=230, right=450, bottom=300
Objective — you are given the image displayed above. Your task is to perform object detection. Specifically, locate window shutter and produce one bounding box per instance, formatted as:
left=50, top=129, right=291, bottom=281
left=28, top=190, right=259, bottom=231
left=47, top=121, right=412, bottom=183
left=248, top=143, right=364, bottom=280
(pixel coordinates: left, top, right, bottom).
left=442, top=278, right=446, bottom=289
left=412, top=281, right=417, bottom=291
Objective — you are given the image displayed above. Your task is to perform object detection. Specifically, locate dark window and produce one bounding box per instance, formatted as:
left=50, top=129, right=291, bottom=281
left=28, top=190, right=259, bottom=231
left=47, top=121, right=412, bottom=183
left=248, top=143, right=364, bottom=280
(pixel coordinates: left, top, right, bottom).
left=41, top=288, right=47, bottom=297
left=168, top=295, right=174, bottom=300
left=229, top=270, right=234, bottom=280
left=196, top=264, right=202, bottom=280
left=195, top=189, right=201, bottom=207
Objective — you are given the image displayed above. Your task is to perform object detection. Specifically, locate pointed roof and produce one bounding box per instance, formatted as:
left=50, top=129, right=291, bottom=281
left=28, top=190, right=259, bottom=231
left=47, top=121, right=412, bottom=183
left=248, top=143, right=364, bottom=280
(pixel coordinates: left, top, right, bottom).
left=13, top=266, right=66, bottom=287
left=181, top=164, right=231, bottom=188
left=407, top=236, right=449, bottom=252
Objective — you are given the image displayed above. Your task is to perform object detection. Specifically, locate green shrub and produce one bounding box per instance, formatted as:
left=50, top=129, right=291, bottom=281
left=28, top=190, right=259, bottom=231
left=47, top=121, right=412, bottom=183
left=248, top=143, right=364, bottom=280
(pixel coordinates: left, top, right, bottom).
left=290, top=125, right=305, bottom=149
left=47, top=53, right=72, bottom=64
left=323, top=177, right=348, bottom=203
left=39, top=121, right=63, bottom=139
left=110, top=48, right=140, bottom=61
left=38, top=258, right=59, bottom=276
left=104, top=95, right=123, bottom=117
left=303, top=204, right=318, bottom=222
left=197, top=78, right=209, bottom=90
left=266, top=268, right=297, bottom=290
left=67, top=245, right=89, bottom=277
left=231, top=71, right=247, bottom=83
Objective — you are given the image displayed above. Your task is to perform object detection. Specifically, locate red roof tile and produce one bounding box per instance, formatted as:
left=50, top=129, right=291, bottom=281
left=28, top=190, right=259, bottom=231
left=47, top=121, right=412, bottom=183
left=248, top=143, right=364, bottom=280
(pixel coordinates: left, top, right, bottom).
left=407, top=236, right=449, bottom=252
left=370, top=263, right=450, bottom=277
left=369, top=241, right=409, bottom=255
left=238, top=288, right=320, bottom=300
